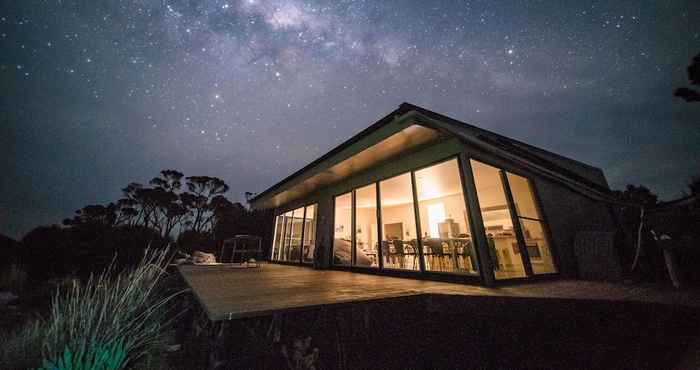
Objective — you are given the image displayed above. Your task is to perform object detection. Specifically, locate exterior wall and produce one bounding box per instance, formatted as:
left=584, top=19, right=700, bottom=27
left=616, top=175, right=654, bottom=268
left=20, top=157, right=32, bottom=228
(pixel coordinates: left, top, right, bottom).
left=271, top=136, right=622, bottom=282
left=530, top=176, right=621, bottom=280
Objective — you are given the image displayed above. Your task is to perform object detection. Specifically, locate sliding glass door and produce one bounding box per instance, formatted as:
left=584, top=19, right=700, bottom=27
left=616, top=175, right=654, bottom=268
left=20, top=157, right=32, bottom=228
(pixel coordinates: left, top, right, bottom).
left=505, top=173, right=556, bottom=274
left=326, top=155, right=555, bottom=281
left=415, top=159, right=478, bottom=275
left=379, top=173, right=419, bottom=271
left=470, top=159, right=556, bottom=279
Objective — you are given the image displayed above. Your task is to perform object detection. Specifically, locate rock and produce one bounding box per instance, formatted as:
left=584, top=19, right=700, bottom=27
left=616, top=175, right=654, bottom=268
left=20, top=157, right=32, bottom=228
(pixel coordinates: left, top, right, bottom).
left=192, top=251, right=216, bottom=264
left=0, top=291, right=18, bottom=305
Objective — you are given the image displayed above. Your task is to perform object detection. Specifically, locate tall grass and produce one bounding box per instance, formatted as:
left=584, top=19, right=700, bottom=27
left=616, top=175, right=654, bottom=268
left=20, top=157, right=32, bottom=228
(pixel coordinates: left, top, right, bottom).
left=0, top=247, right=183, bottom=369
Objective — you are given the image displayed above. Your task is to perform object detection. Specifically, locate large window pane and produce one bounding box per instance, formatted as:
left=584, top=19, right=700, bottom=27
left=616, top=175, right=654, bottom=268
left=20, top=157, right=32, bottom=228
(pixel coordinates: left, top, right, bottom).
left=415, top=159, right=478, bottom=275
left=355, top=184, right=379, bottom=267
left=302, top=204, right=317, bottom=263
left=507, top=172, right=556, bottom=274
left=505, top=173, right=540, bottom=220
left=333, top=193, right=352, bottom=265
left=380, top=173, right=419, bottom=271
left=470, top=160, right=527, bottom=279
left=289, top=207, right=304, bottom=262
left=282, top=210, right=293, bottom=261
left=271, top=215, right=285, bottom=261
left=519, top=218, right=556, bottom=274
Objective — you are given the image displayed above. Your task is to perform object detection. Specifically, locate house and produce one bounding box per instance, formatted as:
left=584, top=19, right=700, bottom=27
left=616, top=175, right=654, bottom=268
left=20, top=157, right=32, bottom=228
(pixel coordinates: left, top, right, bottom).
left=249, top=103, right=622, bottom=285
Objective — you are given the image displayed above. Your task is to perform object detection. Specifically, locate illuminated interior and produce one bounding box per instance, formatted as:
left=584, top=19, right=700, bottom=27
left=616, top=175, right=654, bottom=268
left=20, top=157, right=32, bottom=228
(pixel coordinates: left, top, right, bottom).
left=470, top=160, right=526, bottom=279
left=333, top=193, right=352, bottom=265
left=380, top=173, right=419, bottom=270
left=355, top=184, right=379, bottom=267
left=273, top=155, right=556, bottom=280
left=415, top=159, right=478, bottom=275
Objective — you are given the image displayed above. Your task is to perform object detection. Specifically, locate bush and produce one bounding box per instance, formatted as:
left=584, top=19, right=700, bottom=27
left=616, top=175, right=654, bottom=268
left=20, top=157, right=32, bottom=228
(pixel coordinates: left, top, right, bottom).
left=0, top=247, right=183, bottom=369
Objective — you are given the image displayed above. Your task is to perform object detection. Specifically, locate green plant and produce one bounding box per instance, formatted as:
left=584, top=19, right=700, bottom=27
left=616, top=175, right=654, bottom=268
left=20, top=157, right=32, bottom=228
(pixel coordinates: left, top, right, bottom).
left=39, top=340, right=126, bottom=370
left=0, top=247, right=183, bottom=369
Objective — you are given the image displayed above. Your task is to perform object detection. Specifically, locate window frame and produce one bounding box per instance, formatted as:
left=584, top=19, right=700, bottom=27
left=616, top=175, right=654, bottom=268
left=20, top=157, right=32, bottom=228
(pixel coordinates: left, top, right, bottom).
left=329, top=155, right=483, bottom=278
left=272, top=202, right=318, bottom=264
left=466, top=154, right=559, bottom=279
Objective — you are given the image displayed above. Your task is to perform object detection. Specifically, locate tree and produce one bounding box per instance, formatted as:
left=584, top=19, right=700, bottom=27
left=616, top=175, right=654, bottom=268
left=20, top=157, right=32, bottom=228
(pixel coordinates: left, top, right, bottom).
left=612, top=184, right=658, bottom=208
left=62, top=204, right=118, bottom=227
left=182, top=176, right=230, bottom=233
left=674, top=52, right=700, bottom=103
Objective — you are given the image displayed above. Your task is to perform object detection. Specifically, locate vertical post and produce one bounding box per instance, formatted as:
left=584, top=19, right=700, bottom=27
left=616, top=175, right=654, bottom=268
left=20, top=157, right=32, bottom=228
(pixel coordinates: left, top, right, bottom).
left=411, top=171, right=426, bottom=273
left=299, top=206, right=307, bottom=264
left=528, top=178, right=559, bottom=273
left=459, top=153, right=495, bottom=286
left=351, top=190, right=356, bottom=266
left=500, top=170, right=534, bottom=276
left=376, top=182, right=384, bottom=269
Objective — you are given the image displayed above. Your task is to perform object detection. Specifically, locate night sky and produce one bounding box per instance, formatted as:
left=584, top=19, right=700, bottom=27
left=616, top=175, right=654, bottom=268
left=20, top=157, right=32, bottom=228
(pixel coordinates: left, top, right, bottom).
left=1, top=1, right=698, bottom=238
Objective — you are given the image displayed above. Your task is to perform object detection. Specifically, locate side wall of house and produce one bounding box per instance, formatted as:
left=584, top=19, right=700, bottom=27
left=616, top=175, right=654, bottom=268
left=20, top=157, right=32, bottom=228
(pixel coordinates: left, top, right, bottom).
left=530, top=176, right=622, bottom=281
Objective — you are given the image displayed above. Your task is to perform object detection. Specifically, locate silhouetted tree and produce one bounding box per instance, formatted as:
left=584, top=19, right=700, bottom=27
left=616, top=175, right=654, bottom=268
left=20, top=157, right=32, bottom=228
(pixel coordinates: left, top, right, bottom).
left=181, top=176, right=230, bottom=233
left=612, top=184, right=658, bottom=208
left=674, top=52, right=700, bottom=103
left=62, top=204, right=118, bottom=227
left=20, top=225, right=72, bottom=283
left=0, top=233, right=19, bottom=269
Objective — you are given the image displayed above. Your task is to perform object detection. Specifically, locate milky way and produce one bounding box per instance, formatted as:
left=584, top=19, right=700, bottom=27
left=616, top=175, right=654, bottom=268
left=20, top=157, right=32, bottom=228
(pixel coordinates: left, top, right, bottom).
left=1, top=0, right=699, bottom=237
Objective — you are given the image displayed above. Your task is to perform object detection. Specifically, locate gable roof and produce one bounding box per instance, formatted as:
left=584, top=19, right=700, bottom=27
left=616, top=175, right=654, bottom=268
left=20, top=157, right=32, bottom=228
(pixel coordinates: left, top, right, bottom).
left=250, top=102, right=615, bottom=208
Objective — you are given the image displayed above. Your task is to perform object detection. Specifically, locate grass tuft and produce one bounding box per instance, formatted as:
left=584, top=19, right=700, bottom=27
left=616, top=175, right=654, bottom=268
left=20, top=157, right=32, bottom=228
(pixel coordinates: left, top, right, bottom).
left=0, top=247, right=183, bottom=369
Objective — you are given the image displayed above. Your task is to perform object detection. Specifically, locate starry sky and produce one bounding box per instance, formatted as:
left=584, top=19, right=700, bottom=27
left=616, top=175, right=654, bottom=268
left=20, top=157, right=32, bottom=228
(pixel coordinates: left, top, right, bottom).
left=1, top=0, right=699, bottom=238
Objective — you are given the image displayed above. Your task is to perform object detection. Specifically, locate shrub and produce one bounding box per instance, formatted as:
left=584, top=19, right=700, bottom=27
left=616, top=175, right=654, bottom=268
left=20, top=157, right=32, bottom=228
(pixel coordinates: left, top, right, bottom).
left=0, top=247, right=183, bottom=369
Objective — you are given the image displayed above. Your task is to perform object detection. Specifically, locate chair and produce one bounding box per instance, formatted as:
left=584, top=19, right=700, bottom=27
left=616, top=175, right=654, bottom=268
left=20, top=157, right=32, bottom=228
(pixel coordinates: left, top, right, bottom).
left=220, top=235, right=263, bottom=268
left=392, top=239, right=405, bottom=268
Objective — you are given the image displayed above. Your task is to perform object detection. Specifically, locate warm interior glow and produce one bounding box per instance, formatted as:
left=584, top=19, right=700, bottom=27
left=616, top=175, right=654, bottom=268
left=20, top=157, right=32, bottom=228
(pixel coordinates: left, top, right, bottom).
left=427, top=203, right=445, bottom=238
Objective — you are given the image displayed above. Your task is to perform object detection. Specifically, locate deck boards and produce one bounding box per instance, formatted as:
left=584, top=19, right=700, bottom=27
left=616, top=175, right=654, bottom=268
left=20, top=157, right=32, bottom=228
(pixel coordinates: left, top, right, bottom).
left=177, top=263, right=700, bottom=321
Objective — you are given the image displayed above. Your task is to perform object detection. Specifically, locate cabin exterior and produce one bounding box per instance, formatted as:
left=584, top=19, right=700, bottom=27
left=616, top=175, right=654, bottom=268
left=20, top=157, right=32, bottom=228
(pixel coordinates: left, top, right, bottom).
left=249, top=103, right=622, bottom=285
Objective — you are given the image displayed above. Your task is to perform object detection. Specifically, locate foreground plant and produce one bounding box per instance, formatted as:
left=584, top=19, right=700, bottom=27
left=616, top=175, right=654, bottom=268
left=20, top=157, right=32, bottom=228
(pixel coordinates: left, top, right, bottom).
left=0, top=247, right=183, bottom=369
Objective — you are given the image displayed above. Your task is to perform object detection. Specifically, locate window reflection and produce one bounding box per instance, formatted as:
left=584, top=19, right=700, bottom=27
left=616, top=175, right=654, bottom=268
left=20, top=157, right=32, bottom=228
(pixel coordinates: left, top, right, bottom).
left=415, top=159, right=478, bottom=274
left=271, top=215, right=285, bottom=261
left=281, top=210, right=293, bottom=261
left=470, top=160, right=527, bottom=279
left=355, top=184, right=379, bottom=267
left=302, top=204, right=317, bottom=263
left=333, top=193, right=352, bottom=265
left=380, top=173, right=419, bottom=270
left=288, top=207, right=304, bottom=262
left=506, top=173, right=556, bottom=274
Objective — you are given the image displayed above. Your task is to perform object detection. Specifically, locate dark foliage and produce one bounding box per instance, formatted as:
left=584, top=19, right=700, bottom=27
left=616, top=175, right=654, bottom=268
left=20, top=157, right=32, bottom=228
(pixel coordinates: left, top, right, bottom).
left=0, top=233, right=20, bottom=269
left=612, top=185, right=662, bottom=279
left=19, top=224, right=168, bottom=283
left=19, top=168, right=265, bottom=283
left=674, top=52, right=700, bottom=103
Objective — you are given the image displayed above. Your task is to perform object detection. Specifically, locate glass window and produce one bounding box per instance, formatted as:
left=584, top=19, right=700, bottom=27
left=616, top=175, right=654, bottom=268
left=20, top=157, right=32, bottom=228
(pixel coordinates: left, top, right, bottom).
left=415, top=159, right=478, bottom=275
left=281, top=210, right=293, bottom=261
left=289, top=207, right=304, bottom=262
left=506, top=172, right=556, bottom=274
left=333, top=193, right=352, bottom=265
left=271, top=215, right=285, bottom=261
left=302, top=204, right=317, bottom=263
left=355, top=184, right=379, bottom=268
left=470, top=160, right=527, bottom=279
left=379, top=173, right=419, bottom=270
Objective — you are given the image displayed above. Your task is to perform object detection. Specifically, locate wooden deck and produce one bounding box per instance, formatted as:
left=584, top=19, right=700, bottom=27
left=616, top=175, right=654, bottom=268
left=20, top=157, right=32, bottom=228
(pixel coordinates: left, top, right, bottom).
left=177, top=263, right=700, bottom=321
